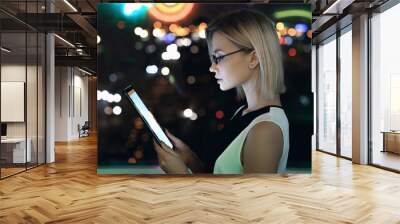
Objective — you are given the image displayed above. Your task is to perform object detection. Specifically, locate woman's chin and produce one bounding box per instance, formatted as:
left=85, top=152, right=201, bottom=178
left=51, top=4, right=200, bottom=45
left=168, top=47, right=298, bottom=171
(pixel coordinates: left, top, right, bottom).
left=218, top=83, right=226, bottom=91
left=217, top=80, right=234, bottom=91
left=218, top=84, right=232, bottom=91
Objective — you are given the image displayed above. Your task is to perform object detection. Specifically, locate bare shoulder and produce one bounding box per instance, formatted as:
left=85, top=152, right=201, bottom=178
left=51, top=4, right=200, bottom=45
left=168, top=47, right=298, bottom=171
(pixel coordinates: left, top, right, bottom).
left=247, top=121, right=282, bottom=140
left=242, top=121, right=284, bottom=173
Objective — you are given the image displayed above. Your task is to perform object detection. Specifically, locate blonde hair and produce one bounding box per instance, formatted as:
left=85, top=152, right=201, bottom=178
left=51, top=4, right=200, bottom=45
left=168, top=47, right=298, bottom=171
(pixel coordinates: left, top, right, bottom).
left=206, top=9, right=286, bottom=100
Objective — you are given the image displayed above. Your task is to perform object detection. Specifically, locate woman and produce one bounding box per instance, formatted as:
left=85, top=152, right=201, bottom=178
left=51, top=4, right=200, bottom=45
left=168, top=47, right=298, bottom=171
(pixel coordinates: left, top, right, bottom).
left=153, top=9, right=289, bottom=174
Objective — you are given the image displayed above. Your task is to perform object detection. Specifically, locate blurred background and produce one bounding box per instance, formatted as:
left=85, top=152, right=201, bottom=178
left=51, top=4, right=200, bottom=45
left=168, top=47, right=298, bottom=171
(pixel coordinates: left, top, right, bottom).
left=97, top=3, right=312, bottom=173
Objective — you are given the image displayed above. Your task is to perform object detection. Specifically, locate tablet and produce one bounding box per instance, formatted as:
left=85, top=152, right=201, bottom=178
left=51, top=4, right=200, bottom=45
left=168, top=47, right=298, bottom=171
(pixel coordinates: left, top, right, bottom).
left=124, top=85, right=174, bottom=150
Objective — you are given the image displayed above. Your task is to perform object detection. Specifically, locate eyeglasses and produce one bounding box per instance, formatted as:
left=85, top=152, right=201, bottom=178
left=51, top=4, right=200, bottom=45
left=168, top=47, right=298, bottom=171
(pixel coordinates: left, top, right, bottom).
left=211, top=48, right=250, bottom=65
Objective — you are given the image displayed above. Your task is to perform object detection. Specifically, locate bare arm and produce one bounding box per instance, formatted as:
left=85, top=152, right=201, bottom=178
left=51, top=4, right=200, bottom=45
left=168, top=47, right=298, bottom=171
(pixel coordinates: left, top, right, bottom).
left=242, top=122, right=284, bottom=173
left=166, top=131, right=205, bottom=173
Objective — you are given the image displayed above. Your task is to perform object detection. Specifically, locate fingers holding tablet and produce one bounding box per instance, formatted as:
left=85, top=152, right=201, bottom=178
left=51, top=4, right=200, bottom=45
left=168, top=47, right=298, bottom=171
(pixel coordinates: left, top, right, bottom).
left=153, top=140, right=189, bottom=174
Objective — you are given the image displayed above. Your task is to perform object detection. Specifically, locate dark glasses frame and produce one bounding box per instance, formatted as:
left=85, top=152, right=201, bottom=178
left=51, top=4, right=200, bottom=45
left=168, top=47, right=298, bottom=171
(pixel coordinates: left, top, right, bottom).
left=211, top=48, right=252, bottom=65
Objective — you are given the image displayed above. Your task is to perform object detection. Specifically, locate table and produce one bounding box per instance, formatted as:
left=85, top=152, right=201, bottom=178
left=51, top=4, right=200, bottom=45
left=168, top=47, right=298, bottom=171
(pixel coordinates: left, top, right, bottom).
left=1, top=138, right=31, bottom=163
left=381, top=131, right=400, bottom=154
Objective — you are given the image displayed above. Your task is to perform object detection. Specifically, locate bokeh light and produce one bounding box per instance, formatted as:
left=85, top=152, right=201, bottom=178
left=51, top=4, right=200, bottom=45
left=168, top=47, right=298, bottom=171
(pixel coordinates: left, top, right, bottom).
left=134, top=150, right=144, bottom=159
left=279, top=36, right=286, bottom=45
left=288, top=28, right=297, bottom=37
left=161, top=67, right=170, bottom=76
left=295, top=23, right=308, bottom=33
left=166, top=43, right=178, bottom=52
left=146, top=65, right=158, bottom=74
left=307, top=30, right=312, bottom=38
left=104, top=106, right=113, bottom=115
left=299, top=95, right=310, bottom=106
left=276, top=22, right=285, bottom=31
left=190, top=113, right=198, bottom=121
left=168, top=75, right=175, bottom=84
left=288, top=48, right=297, bottom=57
left=216, top=110, right=224, bottom=119
left=109, top=73, right=118, bottom=82
left=199, top=30, right=206, bottom=39
left=128, top=157, right=137, bottom=164
left=140, top=30, right=149, bottom=38
left=169, top=24, right=178, bottom=32
left=134, top=118, right=144, bottom=129
left=148, top=3, right=195, bottom=23
left=187, top=75, right=196, bottom=84
left=113, top=94, right=122, bottom=103
left=163, top=33, right=176, bottom=44
left=134, top=27, right=149, bottom=39
left=113, top=106, right=122, bottom=115
left=162, top=43, right=180, bottom=60
left=123, top=3, right=152, bottom=16
left=145, top=44, right=157, bottom=54
left=191, top=32, right=200, bottom=41
left=153, top=21, right=162, bottom=29
left=116, top=21, right=125, bottom=30
left=152, top=28, right=166, bottom=38
left=97, top=90, right=122, bottom=103
left=183, top=108, right=193, bottom=118
left=124, top=4, right=142, bottom=15
left=198, top=22, right=207, bottom=30
left=285, top=36, right=293, bottom=45
left=176, top=38, right=192, bottom=47
left=273, top=9, right=311, bottom=20
left=134, top=27, right=143, bottom=35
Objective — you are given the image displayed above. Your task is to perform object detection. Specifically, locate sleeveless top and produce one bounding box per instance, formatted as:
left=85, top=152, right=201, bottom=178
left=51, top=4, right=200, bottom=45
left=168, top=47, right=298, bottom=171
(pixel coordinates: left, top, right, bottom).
left=213, top=105, right=289, bottom=174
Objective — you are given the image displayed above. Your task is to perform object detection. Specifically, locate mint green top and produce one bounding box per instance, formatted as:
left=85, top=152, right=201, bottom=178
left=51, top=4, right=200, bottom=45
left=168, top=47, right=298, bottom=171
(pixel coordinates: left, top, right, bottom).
left=213, top=107, right=289, bottom=174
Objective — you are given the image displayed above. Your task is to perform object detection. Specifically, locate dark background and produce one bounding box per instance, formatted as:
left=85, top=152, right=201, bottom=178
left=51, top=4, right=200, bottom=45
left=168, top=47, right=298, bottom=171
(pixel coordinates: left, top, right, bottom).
left=97, top=3, right=312, bottom=173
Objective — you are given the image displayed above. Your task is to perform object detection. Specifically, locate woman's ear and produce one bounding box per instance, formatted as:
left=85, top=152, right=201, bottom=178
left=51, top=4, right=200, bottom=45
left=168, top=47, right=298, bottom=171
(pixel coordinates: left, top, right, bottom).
left=248, top=50, right=259, bottom=69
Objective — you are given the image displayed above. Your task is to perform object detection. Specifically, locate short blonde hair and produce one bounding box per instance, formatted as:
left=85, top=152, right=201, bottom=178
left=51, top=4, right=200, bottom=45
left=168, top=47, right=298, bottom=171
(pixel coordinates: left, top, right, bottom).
left=206, top=9, right=286, bottom=100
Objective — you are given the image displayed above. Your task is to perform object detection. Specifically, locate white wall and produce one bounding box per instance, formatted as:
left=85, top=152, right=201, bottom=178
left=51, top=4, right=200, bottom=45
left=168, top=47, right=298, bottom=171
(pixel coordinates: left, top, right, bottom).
left=55, top=67, right=89, bottom=141
left=1, top=65, right=41, bottom=138
left=71, top=73, right=89, bottom=138
left=1, top=64, right=25, bottom=125
left=1, top=65, right=26, bottom=140
left=55, top=67, right=68, bottom=141
left=1, top=64, right=45, bottom=164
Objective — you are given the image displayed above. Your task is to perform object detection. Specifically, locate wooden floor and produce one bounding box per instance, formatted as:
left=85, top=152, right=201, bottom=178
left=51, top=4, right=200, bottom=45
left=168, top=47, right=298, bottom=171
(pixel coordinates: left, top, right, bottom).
left=1, top=135, right=400, bottom=223
left=1, top=167, right=26, bottom=178
left=1, top=163, right=45, bottom=178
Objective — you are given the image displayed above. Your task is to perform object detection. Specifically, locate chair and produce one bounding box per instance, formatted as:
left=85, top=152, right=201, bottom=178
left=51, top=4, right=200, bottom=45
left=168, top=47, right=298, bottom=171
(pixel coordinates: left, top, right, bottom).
left=78, top=121, right=90, bottom=138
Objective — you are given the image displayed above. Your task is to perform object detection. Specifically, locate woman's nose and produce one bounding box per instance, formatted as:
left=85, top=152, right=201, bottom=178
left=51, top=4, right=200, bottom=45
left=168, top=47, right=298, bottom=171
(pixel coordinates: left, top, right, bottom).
left=209, top=63, right=217, bottom=73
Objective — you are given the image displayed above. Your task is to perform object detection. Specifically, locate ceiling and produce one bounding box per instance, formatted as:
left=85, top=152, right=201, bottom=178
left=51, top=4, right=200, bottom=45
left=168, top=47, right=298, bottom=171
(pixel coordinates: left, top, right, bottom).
left=1, top=0, right=99, bottom=72
left=1, top=0, right=392, bottom=73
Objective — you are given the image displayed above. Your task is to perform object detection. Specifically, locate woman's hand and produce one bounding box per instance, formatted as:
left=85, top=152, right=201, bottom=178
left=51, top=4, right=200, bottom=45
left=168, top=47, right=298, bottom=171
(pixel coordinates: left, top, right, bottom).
left=166, top=130, right=204, bottom=172
left=165, top=130, right=194, bottom=165
left=153, top=140, right=189, bottom=174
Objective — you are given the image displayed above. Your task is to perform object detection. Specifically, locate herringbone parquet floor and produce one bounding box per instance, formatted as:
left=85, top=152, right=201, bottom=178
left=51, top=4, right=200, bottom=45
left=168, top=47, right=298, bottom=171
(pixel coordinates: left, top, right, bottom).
left=1, top=135, right=400, bottom=223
